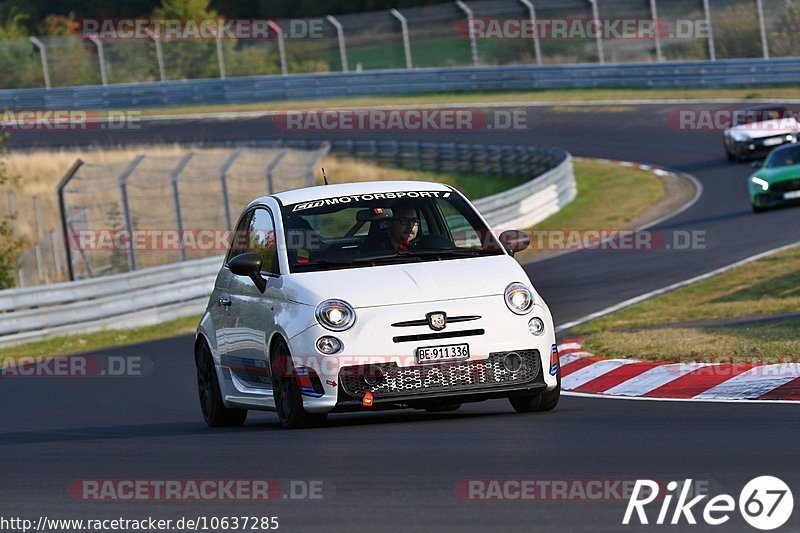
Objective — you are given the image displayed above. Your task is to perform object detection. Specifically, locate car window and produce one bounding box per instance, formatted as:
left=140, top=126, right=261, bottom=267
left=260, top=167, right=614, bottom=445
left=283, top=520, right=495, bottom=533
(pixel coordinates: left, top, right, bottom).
left=247, top=208, right=279, bottom=275
left=226, top=211, right=253, bottom=263
left=281, top=190, right=503, bottom=273
left=226, top=207, right=279, bottom=275
left=766, top=146, right=800, bottom=169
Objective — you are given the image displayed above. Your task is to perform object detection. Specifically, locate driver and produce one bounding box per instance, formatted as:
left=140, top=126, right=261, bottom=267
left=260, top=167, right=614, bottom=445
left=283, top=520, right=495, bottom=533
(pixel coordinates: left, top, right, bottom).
left=387, top=204, right=420, bottom=251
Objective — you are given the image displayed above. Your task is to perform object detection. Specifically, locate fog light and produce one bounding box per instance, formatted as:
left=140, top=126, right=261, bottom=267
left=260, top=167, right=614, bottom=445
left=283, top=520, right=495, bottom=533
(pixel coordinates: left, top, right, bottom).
left=503, top=352, right=523, bottom=373
left=316, top=336, right=342, bottom=355
left=528, top=317, right=545, bottom=336
left=363, top=365, right=384, bottom=387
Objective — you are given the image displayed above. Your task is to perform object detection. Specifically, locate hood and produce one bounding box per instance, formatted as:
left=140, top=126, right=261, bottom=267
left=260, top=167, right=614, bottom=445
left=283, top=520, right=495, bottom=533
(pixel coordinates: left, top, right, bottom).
left=756, top=165, right=800, bottom=183
left=281, top=254, right=527, bottom=308
left=728, top=118, right=799, bottom=139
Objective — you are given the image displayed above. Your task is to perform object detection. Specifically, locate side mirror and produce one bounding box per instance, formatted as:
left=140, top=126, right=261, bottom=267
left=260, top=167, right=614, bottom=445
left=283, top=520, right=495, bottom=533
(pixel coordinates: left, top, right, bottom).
left=228, top=252, right=267, bottom=293
left=498, top=230, right=531, bottom=257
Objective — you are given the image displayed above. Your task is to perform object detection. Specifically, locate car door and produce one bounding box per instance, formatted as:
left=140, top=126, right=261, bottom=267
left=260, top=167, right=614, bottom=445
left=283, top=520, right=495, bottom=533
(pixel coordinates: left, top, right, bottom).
left=212, top=209, right=254, bottom=362
left=225, top=206, right=279, bottom=390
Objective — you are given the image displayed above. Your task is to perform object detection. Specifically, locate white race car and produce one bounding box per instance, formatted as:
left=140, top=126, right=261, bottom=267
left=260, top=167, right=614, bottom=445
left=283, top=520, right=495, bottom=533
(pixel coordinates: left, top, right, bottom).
left=723, top=105, right=799, bottom=162
left=195, top=181, right=560, bottom=428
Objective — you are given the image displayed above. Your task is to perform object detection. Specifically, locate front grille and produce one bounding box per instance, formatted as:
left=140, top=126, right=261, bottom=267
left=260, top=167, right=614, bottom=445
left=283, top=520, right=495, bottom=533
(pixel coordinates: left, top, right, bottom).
left=771, top=179, right=800, bottom=193
left=393, top=329, right=484, bottom=343
left=339, top=350, right=540, bottom=398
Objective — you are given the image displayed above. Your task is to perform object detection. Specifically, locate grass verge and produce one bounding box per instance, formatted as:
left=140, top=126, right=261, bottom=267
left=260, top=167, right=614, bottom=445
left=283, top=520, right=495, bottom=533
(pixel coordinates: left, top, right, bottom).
left=574, top=244, right=800, bottom=362
left=141, top=86, right=800, bottom=117
left=0, top=314, right=201, bottom=357
left=513, top=158, right=667, bottom=263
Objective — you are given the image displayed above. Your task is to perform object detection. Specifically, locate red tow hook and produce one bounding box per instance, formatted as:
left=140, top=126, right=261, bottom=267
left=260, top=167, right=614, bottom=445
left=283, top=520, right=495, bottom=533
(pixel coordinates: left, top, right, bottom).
left=362, top=390, right=374, bottom=408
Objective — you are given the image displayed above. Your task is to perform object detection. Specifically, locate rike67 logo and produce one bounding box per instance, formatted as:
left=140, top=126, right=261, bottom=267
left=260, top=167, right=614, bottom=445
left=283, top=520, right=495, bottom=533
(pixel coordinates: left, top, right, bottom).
left=624, top=477, right=793, bottom=530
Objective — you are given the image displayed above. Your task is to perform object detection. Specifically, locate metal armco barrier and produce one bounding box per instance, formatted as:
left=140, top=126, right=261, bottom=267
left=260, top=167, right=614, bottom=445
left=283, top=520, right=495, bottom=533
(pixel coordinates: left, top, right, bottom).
left=0, top=58, right=799, bottom=111
left=0, top=141, right=574, bottom=348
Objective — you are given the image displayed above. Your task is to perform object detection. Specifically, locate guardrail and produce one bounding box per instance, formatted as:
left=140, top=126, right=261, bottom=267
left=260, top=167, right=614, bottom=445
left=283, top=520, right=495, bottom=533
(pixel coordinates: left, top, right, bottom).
left=1, top=58, right=799, bottom=111
left=0, top=140, right=573, bottom=349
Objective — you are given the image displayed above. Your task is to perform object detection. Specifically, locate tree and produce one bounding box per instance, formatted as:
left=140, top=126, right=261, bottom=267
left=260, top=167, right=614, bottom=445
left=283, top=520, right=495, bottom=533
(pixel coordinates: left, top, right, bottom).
left=0, top=133, right=26, bottom=289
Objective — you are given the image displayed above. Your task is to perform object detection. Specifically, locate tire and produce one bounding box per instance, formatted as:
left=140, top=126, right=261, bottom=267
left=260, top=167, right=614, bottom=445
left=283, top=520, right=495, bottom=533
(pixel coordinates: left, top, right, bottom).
left=509, top=367, right=561, bottom=413
left=726, top=150, right=735, bottom=162
left=196, top=339, right=247, bottom=427
left=423, top=403, right=462, bottom=413
left=271, top=339, right=327, bottom=429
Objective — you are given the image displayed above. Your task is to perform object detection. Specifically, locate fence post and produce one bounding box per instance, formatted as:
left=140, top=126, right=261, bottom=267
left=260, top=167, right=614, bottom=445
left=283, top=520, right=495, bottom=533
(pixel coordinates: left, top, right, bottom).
left=455, top=1, right=479, bottom=67
left=517, top=0, right=542, bottom=66
left=267, top=20, right=288, bottom=75
left=755, top=0, right=769, bottom=59
left=649, top=0, right=663, bottom=62
left=57, top=159, right=84, bottom=281
left=145, top=29, right=167, bottom=81
left=326, top=16, right=349, bottom=72
left=33, top=196, right=44, bottom=283
left=587, top=0, right=605, bottom=64
left=266, top=150, right=288, bottom=195
left=169, top=152, right=194, bottom=262
left=215, top=28, right=226, bottom=79
left=88, top=34, right=109, bottom=86
left=118, top=155, right=145, bottom=272
left=219, top=148, right=243, bottom=230
left=702, top=0, right=716, bottom=61
left=50, top=229, right=62, bottom=278
left=390, top=9, right=413, bottom=69
left=29, top=37, right=51, bottom=89
left=6, top=191, right=15, bottom=231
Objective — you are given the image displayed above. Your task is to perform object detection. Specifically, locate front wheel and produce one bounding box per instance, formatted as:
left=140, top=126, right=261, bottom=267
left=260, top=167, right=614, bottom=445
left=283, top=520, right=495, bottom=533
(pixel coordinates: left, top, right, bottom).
left=271, top=340, right=327, bottom=429
left=196, top=339, right=247, bottom=427
left=509, top=383, right=560, bottom=412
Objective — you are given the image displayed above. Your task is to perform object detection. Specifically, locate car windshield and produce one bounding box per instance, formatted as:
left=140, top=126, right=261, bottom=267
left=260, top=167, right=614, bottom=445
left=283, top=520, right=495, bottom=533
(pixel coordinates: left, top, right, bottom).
left=765, top=146, right=800, bottom=168
left=280, top=189, right=504, bottom=272
left=734, top=107, right=790, bottom=126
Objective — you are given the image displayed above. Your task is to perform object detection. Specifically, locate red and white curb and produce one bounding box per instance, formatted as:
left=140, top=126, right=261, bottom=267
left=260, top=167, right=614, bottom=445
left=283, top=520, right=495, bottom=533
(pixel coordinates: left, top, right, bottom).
left=556, top=341, right=800, bottom=401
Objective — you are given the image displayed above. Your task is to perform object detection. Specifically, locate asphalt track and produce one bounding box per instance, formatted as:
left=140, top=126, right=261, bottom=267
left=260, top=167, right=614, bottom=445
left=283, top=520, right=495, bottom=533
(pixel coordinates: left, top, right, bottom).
left=2, top=103, right=799, bottom=531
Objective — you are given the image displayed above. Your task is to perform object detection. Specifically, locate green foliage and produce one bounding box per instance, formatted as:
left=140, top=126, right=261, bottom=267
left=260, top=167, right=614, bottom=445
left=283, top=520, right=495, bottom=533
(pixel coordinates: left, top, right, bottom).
left=0, top=133, right=26, bottom=290
left=771, top=1, right=800, bottom=57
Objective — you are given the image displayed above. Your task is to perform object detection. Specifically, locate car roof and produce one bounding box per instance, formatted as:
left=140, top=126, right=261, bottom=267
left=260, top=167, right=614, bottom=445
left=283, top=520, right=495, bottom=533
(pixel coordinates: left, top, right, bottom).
left=260, top=180, right=454, bottom=207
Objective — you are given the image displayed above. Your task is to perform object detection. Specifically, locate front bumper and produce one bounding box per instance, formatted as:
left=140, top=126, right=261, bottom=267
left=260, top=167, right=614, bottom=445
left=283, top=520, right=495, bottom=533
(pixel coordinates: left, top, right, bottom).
left=287, top=298, right=557, bottom=413
left=733, top=136, right=797, bottom=159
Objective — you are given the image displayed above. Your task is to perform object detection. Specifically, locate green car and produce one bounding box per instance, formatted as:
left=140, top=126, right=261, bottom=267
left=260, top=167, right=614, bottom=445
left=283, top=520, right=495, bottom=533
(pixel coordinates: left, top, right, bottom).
left=749, top=144, right=800, bottom=213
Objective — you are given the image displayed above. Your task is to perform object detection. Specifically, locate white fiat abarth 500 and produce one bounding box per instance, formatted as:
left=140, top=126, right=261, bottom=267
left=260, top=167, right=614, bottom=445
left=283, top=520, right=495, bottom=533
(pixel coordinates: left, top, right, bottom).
left=195, top=181, right=560, bottom=428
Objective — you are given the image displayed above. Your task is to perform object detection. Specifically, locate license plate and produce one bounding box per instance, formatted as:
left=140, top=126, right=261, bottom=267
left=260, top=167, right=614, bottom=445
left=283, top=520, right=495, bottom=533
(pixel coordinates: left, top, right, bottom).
left=763, top=137, right=784, bottom=146
left=784, top=190, right=800, bottom=200
left=416, top=344, right=470, bottom=364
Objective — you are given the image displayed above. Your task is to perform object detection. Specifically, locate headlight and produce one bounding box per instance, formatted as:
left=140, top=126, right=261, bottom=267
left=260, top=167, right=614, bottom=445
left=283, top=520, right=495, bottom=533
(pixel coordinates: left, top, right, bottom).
left=315, top=299, right=356, bottom=331
left=732, top=132, right=751, bottom=143
left=752, top=177, right=769, bottom=191
left=504, top=282, right=534, bottom=315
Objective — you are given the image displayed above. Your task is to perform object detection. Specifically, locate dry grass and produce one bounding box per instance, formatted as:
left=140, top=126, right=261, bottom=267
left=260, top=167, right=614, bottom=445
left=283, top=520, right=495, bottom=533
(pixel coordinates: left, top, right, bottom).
left=576, top=245, right=800, bottom=361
